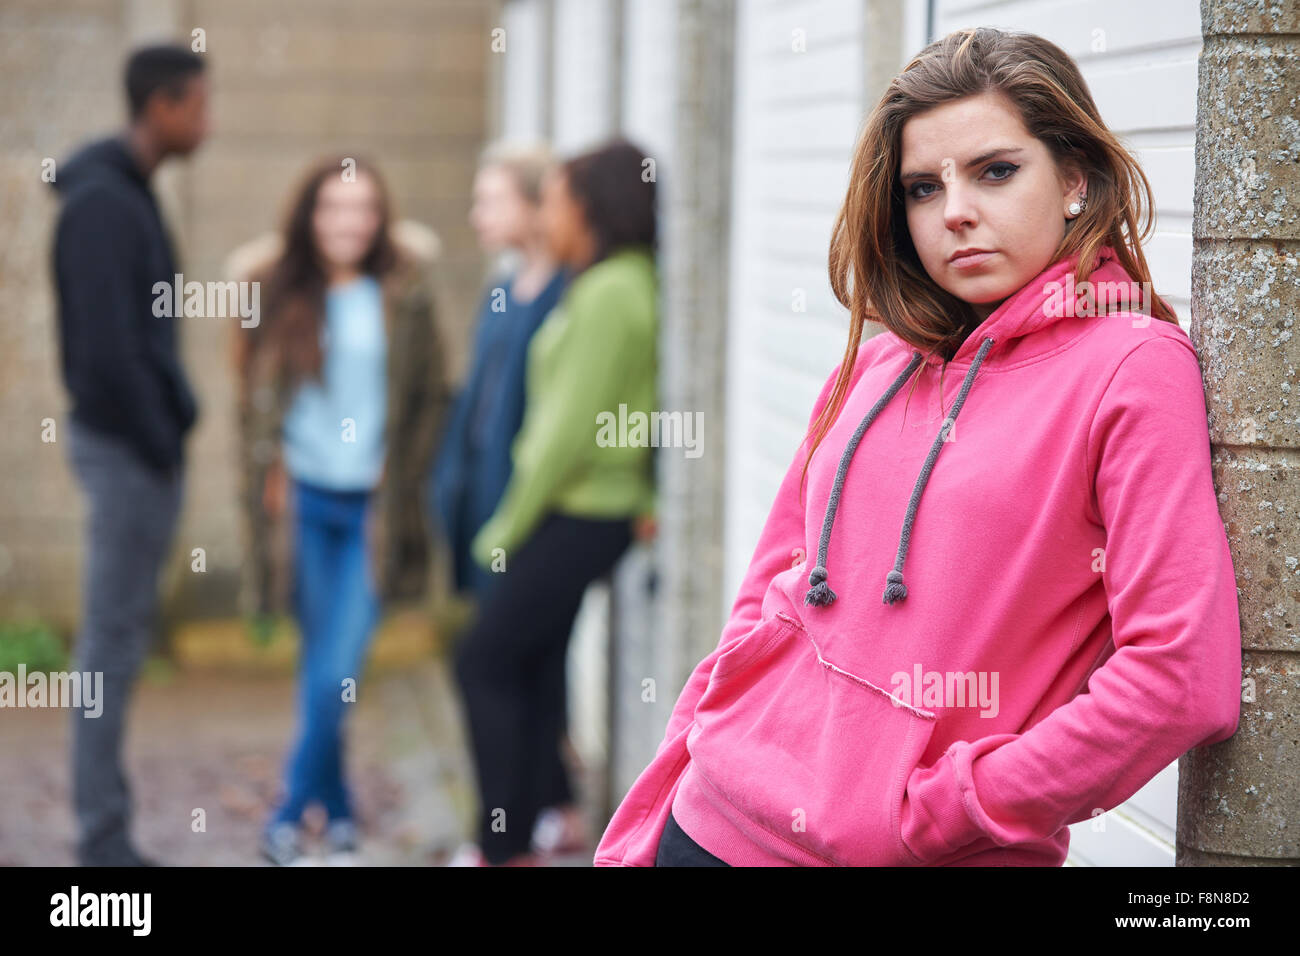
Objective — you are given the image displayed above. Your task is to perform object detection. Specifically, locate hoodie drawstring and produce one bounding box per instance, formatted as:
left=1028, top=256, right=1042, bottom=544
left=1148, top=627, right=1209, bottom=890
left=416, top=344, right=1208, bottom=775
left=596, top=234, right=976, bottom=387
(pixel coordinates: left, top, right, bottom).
left=804, top=336, right=996, bottom=608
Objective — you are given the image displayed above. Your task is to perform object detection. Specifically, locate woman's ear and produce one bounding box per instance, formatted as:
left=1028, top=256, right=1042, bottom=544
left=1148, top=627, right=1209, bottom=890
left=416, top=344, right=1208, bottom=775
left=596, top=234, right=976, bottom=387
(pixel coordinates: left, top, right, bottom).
left=1059, top=153, right=1088, bottom=212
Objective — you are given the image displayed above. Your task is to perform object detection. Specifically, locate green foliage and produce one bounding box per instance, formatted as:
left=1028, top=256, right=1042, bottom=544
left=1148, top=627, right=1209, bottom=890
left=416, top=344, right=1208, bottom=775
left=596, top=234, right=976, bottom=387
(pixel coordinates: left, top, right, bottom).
left=244, top=613, right=294, bottom=648
left=0, top=618, right=69, bottom=673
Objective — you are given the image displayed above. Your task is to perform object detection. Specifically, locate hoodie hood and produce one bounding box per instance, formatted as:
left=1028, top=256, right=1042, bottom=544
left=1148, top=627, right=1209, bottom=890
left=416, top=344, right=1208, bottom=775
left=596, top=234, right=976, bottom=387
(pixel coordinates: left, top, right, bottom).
left=921, top=243, right=1133, bottom=369
left=51, top=135, right=147, bottom=197
left=804, top=244, right=1133, bottom=609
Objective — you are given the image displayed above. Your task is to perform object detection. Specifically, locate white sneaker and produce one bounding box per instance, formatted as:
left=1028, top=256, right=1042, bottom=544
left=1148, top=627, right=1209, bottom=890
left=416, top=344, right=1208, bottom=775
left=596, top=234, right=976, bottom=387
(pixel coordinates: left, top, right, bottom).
left=446, top=843, right=486, bottom=867
left=260, top=823, right=322, bottom=866
left=531, top=806, right=588, bottom=856
left=531, top=808, right=567, bottom=854
left=324, top=820, right=361, bottom=866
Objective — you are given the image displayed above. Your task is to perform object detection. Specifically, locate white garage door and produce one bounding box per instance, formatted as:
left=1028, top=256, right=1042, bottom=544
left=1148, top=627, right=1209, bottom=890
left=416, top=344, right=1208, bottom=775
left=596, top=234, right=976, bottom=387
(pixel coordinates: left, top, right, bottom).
left=724, top=0, right=867, bottom=609
left=499, top=0, right=549, bottom=141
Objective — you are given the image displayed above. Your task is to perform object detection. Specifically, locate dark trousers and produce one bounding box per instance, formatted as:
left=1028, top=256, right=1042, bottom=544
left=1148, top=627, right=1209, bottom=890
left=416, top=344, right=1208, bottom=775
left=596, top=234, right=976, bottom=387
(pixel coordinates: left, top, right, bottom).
left=656, top=810, right=731, bottom=867
left=453, top=511, right=632, bottom=864
left=65, top=420, right=182, bottom=865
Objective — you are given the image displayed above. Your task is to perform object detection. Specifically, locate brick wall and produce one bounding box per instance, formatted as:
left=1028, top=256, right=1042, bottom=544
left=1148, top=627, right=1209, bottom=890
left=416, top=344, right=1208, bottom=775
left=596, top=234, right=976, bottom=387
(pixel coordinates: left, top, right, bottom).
left=0, top=0, right=495, bottom=628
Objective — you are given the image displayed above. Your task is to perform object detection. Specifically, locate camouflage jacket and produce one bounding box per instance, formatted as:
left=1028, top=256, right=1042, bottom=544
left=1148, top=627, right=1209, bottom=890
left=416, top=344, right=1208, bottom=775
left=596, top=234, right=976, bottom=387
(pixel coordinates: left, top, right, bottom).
left=226, top=220, right=452, bottom=617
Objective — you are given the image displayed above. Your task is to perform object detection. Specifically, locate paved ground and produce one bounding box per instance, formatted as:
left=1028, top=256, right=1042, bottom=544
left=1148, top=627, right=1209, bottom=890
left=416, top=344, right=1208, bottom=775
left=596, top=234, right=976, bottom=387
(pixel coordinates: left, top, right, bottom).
left=0, top=614, right=597, bottom=867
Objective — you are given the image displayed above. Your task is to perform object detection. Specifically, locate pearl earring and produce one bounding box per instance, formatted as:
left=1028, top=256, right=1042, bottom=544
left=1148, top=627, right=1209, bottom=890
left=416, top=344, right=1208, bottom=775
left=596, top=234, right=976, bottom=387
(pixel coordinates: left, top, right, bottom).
left=1068, top=196, right=1087, bottom=217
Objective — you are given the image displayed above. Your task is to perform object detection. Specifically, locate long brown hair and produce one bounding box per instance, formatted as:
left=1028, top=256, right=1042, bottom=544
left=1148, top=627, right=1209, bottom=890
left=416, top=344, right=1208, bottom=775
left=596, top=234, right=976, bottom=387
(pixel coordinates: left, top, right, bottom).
left=806, top=27, right=1178, bottom=494
left=253, top=155, right=401, bottom=385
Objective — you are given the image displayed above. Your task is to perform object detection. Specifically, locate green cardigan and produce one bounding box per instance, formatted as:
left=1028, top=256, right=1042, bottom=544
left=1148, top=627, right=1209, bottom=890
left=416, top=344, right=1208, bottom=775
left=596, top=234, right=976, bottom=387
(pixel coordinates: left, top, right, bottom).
left=471, top=246, right=658, bottom=568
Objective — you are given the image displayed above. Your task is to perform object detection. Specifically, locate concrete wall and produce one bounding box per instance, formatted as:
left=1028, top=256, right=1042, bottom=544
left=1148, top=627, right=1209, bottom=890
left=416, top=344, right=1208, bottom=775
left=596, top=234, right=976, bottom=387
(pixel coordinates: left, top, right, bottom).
left=1181, top=0, right=1299, bottom=866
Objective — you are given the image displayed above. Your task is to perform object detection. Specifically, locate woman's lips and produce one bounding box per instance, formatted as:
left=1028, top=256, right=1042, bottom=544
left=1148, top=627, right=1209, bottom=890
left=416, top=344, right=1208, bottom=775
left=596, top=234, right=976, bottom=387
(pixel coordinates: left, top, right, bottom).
left=950, top=250, right=996, bottom=270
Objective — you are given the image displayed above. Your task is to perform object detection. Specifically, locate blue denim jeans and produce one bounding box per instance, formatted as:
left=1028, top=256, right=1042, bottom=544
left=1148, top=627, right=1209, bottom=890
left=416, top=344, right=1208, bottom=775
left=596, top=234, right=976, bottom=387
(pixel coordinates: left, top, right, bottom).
left=269, top=479, right=380, bottom=828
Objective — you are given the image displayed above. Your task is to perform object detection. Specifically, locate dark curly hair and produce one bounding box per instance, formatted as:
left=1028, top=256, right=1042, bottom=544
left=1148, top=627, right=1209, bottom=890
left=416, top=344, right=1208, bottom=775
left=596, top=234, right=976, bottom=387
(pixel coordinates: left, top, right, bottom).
left=560, top=137, right=658, bottom=271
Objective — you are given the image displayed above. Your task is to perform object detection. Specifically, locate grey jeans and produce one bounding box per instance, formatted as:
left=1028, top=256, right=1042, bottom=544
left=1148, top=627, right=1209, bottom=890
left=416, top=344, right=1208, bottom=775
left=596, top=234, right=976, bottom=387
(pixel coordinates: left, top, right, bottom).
left=66, top=419, right=182, bottom=865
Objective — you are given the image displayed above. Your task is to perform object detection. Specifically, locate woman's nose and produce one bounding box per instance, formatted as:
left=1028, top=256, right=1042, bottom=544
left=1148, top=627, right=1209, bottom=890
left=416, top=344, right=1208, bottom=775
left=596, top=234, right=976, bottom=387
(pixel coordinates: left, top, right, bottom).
left=943, top=184, right=978, bottom=231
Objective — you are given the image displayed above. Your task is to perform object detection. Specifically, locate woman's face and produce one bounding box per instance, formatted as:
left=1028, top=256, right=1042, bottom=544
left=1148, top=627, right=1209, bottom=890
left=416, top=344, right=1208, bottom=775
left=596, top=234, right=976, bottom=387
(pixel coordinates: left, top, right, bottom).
left=469, top=164, right=539, bottom=252
left=540, top=168, right=593, bottom=268
left=312, top=170, right=383, bottom=274
left=900, top=90, right=1087, bottom=322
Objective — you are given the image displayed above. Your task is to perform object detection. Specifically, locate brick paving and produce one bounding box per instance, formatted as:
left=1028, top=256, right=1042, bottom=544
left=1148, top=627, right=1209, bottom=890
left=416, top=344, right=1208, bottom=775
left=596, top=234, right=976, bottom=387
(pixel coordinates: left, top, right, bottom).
left=0, top=618, right=597, bottom=867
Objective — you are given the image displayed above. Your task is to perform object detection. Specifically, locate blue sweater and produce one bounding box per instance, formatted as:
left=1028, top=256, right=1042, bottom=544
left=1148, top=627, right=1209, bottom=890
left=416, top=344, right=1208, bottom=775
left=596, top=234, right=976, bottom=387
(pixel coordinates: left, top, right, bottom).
left=428, top=268, right=566, bottom=595
left=282, top=276, right=388, bottom=491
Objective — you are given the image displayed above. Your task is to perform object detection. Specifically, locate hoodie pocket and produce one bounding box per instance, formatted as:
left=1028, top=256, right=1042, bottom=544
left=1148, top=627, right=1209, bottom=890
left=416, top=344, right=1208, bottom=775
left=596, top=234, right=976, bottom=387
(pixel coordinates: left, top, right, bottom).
left=687, top=611, right=939, bottom=866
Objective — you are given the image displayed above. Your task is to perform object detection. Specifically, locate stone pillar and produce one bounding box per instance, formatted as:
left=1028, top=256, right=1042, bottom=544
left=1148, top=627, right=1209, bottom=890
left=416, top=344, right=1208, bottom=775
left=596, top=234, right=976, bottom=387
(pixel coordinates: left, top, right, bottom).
left=864, top=0, right=904, bottom=106
left=607, top=0, right=736, bottom=801
left=1179, top=0, right=1299, bottom=865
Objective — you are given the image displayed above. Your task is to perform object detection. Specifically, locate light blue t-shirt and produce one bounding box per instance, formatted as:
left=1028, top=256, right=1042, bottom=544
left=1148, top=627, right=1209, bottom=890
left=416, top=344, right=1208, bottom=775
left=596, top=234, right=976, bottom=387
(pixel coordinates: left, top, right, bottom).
left=282, top=276, right=387, bottom=491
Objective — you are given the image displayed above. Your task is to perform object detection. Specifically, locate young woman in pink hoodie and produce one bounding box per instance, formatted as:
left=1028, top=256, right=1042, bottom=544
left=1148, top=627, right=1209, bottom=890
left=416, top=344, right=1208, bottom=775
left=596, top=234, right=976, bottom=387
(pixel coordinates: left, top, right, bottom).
left=596, top=27, right=1243, bottom=867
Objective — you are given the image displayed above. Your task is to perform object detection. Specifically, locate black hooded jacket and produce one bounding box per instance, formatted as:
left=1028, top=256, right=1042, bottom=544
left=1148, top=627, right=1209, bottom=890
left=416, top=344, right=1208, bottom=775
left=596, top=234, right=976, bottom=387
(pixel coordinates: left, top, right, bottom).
left=50, top=135, right=198, bottom=473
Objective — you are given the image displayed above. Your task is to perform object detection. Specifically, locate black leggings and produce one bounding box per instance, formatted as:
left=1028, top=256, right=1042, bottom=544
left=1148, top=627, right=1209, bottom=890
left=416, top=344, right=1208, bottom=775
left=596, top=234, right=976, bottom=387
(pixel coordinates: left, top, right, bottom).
left=656, top=810, right=731, bottom=866
left=453, top=511, right=633, bottom=864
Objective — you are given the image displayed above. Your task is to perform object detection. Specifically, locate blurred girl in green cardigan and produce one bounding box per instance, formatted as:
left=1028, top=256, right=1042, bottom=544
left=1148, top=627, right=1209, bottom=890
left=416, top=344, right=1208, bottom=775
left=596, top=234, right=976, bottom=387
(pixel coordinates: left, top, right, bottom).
left=450, top=139, right=658, bottom=866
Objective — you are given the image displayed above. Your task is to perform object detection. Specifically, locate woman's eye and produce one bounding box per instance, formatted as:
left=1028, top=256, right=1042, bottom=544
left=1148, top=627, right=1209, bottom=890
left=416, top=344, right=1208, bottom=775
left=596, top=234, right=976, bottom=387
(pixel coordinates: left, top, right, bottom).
left=985, top=161, right=1018, bottom=181
left=904, top=160, right=1013, bottom=200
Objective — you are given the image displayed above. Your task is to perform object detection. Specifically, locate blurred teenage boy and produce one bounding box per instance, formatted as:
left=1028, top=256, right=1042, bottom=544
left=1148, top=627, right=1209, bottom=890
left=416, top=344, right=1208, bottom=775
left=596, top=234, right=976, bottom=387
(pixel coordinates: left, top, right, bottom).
left=49, top=43, right=209, bottom=866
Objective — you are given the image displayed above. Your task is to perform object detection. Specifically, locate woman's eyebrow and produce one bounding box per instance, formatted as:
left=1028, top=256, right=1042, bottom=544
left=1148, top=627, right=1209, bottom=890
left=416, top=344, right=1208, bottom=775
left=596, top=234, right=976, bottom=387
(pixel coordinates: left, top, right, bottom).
left=900, top=146, right=1025, bottom=182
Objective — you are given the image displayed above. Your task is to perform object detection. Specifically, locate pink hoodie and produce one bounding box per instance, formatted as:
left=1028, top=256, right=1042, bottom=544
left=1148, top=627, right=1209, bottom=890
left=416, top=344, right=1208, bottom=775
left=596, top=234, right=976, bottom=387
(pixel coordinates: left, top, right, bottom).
left=594, top=245, right=1243, bottom=866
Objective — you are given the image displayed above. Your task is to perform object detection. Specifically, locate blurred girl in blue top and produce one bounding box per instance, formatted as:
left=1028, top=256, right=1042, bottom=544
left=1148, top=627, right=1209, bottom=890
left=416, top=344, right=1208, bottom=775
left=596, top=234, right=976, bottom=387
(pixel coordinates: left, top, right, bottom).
left=230, top=156, right=450, bottom=866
